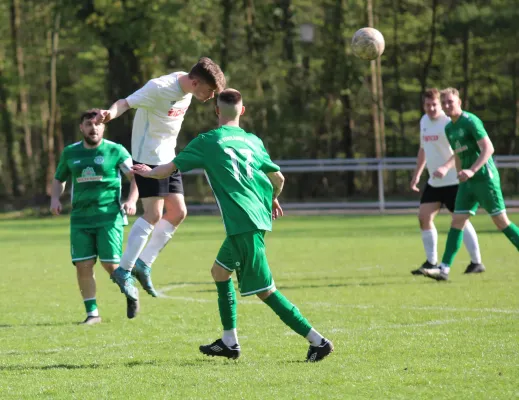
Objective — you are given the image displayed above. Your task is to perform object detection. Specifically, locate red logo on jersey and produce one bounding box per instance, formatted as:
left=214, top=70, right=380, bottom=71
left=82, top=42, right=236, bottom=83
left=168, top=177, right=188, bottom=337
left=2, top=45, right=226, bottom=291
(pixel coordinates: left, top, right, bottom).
left=168, top=107, right=188, bottom=118
left=423, top=135, right=439, bottom=142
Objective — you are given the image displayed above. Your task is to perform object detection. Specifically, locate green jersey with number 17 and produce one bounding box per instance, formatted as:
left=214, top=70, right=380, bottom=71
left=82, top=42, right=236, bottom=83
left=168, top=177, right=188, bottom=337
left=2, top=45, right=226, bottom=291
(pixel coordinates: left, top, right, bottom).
left=173, top=125, right=280, bottom=236
left=444, top=111, right=499, bottom=181
left=55, top=139, right=132, bottom=228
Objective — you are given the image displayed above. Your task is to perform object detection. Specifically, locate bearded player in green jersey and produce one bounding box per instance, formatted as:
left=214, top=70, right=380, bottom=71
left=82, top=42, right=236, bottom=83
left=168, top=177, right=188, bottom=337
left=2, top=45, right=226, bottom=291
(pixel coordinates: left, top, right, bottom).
left=132, top=89, right=334, bottom=362
left=50, top=110, right=139, bottom=324
left=422, top=88, right=519, bottom=281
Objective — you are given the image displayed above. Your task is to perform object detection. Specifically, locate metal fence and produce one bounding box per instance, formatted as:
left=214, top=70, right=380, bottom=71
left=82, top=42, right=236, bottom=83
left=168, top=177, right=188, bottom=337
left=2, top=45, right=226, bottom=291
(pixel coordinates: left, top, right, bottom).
left=182, top=156, right=519, bottom=212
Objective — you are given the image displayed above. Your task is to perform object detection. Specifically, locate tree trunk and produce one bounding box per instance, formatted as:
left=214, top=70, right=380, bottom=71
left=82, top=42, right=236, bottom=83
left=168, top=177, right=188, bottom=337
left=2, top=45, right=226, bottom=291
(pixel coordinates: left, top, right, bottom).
left=510, top=60, right=518, bottom=155
left=367, top=0, right=381, bottom=159
left=243, top=0, right=255, bottom=55
left=0, top=66, right=24, bottom=197
left=278, top=0, right=295, bottom=62
left=420, top=0, right=438, bottom=108
left=462, top=27, right=470, bottom=109
left=341, top=92, right=355, bottom=195
left=104, top=43, right=140, bottom=150
left=375, top=12, right=385, bottom=157
left=11, top=0, right=35, bottom=188
left=220, top=0, right=233, bottom=71
left=45, top=7, right=60, bottom=196
left=393, top=0, right=405, bottom=155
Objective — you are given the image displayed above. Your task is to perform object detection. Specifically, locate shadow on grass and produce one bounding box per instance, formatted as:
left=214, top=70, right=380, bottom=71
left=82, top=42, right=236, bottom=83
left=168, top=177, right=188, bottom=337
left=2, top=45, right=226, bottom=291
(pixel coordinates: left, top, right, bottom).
left=0, top=321, right=84, bottom=329
left=1, top=360, right=161, bottom=372
left=193, top=279, right=430, bottom=293
left=178, top=359, right=238, bottom=367
left=0, top=363, right=105, bottom=371
left=125, top=360, right=159, bottom=368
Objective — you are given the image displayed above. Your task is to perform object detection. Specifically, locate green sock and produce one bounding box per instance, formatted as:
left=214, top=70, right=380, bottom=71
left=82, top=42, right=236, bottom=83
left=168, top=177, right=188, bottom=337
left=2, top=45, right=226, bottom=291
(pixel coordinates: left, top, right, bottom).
left=84, top=298, right=98, bottom=316
left=263, top=290, right=312, bottom=337
left=216, top=279, right=237, bottom=330
left=502, top=223, right=519, bottom=251
left=441, top=228, right=464, bottom=266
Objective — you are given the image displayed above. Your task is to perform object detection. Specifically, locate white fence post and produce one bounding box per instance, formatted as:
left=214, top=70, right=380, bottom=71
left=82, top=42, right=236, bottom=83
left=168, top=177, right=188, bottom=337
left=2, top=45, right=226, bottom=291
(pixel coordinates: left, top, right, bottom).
left=378, top=159, right=385, bottom=212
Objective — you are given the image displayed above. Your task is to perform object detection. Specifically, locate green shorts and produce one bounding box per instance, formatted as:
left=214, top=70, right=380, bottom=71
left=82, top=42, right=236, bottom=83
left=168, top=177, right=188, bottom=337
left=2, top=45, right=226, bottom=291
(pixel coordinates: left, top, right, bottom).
left=70, top=223, right=124, bottom=265
left=454, top=178, right=506, bottom=216
left=215, top=230, right=275, bottom=296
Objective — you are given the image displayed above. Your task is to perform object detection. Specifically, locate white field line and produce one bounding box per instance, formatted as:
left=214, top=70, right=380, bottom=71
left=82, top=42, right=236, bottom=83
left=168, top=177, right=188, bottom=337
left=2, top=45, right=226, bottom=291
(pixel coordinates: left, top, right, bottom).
left=157, top=284, right=519, bottom=315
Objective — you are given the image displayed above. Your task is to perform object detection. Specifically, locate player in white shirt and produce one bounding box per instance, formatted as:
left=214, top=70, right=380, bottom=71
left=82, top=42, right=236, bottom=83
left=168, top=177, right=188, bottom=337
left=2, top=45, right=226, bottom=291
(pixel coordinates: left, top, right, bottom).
left=96, top=57, right=226, bottom=301
left=410, top=88, right=485, bottom=275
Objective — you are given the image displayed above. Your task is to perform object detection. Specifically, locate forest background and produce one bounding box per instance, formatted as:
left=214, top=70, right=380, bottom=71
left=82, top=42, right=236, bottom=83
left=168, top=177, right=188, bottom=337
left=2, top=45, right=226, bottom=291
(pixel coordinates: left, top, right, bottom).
left=1, top=0, right=518, bottom=209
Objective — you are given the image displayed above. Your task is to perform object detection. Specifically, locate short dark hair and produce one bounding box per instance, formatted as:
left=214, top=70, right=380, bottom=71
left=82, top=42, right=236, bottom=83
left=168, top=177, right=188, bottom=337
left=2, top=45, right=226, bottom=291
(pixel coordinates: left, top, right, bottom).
left=218, top=89, right=242, bottom=105
left=80, top=109, right=98, bottom=123
left=423, top=88, right=440, bottom=102
left=188, top=57, right=226, bottom=93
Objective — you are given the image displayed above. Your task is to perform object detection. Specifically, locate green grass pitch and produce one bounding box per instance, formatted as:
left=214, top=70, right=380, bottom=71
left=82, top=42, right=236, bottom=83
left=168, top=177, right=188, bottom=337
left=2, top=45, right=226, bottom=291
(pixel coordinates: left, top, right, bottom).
left=0, top=214, right=518, bottom=399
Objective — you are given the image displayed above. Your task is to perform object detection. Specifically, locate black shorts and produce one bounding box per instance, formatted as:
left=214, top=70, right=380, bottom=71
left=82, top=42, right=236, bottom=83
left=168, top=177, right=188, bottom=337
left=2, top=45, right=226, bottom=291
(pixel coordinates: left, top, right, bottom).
left=420, top=183, right=458, bottom=212
left=133, top=160, right=184, bottom=198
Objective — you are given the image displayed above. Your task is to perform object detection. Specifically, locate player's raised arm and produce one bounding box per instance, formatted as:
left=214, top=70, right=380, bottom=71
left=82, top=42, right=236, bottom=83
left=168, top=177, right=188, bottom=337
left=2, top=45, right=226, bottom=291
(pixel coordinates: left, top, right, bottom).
left=96, top=99, right=130, bottom=124
left=50, top=179, right=66, bottom=215
left=132, top=162, right=177, bottom=179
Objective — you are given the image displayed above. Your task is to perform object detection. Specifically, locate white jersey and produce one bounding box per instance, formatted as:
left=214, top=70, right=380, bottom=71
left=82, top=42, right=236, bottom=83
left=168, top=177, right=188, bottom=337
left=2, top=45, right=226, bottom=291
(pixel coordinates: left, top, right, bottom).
left=420, top=112, right=459, bottom=187
left=126, top=72, right=193, bottom=165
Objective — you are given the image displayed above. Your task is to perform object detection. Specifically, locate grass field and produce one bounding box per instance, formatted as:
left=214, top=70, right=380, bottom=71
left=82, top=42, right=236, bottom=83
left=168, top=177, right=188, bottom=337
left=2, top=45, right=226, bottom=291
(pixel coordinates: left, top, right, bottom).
left=0, top=214, right=518, bottom=399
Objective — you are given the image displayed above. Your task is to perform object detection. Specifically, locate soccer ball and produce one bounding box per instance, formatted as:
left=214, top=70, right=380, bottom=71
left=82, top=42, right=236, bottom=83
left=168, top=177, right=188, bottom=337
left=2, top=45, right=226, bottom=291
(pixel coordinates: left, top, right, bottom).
left=351, top=28, right=385, bottom=60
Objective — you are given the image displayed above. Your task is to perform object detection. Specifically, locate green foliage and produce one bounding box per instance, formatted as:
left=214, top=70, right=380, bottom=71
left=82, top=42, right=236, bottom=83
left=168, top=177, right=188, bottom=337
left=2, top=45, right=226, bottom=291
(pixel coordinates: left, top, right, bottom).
left=0, top=0, right=518, bottom=201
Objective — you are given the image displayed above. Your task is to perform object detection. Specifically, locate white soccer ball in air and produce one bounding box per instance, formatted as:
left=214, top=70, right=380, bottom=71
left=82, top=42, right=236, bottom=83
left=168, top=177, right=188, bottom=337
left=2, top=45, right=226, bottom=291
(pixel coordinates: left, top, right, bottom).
left=351, top=28, right=385, bottom=61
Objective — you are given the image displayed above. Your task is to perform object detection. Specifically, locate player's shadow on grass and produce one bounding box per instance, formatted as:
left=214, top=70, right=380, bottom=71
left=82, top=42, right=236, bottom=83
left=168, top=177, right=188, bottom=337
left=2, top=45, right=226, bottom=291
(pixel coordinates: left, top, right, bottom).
left=276, top=280, right=431, bottom=290
left=0, top=363, right=106, bottom=372
left=193, top=280, right=430, bottom=293
left=0, top=321, right=80, bottom=328
left=0, top=360, right=159, bottom=372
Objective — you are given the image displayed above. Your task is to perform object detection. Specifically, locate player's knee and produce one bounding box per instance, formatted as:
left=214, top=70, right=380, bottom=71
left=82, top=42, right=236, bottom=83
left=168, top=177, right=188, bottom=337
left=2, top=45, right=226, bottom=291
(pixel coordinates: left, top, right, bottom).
left=143, top=209, right=162, bottom=225
left=452, top=214, right=469, bottom=229
left=100, top=262, right=118, bottom=275
left=165, top=205, right=187, bottom=226
left=257, top=288, right=276, bottom=301
left=75, top=260, right=95, bottom=275
left=211, top=263, right=232, bottom=281
left=492, top=213, right=510, bottom=231
left=418, top=212, right=433, bottom=230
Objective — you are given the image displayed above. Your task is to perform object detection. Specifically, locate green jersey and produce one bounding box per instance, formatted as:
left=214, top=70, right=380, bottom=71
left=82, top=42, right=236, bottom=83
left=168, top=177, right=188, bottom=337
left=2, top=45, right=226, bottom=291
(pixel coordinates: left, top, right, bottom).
left=173, top=125, right=280, bottom=236
left=445, top=111, right=499, bottom=181
left=55, top=139, right=132, bottom=228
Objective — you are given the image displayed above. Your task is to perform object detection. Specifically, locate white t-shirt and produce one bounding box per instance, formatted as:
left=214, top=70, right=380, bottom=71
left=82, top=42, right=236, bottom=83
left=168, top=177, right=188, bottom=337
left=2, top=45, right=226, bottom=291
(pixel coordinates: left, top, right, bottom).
left=126, top=72, right=193, bottom=165
left=420, top=112, right=459, bottom=187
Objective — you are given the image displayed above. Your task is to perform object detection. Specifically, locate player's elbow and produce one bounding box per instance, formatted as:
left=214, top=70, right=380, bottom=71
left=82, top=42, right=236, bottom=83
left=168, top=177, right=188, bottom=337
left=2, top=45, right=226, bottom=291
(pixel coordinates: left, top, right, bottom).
left=277, top=172, right=285, bottom=186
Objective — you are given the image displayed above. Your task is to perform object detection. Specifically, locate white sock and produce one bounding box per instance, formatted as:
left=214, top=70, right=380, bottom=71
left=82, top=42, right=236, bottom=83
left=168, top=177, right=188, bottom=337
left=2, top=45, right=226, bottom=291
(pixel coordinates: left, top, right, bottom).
left=139, top=219, right=176, bottom=267
left=87, top=309, right=99, bottom=317
left=222, top=329, right=238, bottom=347
left=306, top=328, right=324, bottom=346
left=421, top=228, right=438, bottom=265
left=120, top=217, right=154, bottom=271
left=439, top=263, right=450, bottom=274
left=463, top=221, right=482, bottom=264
